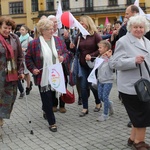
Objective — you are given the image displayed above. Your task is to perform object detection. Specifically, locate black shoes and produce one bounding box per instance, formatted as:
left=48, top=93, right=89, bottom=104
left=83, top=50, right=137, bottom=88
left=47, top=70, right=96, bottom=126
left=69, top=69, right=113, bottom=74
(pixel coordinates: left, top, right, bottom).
left=18, top=92, right=25, bottom=99
left=49, top=125, right=57, bottom=132
left=93, top=107, right=100, bottom=112
left=94, top=103, right=102, bottom=112
left=26, top=81, right=33, bottom=95
left=127, top=138, right=134, bottom=146
left=127, top=121, right=132, bottom=128
left=79, top=110, right=88, bottom=117
left=43, top=113, right=47, bottom=120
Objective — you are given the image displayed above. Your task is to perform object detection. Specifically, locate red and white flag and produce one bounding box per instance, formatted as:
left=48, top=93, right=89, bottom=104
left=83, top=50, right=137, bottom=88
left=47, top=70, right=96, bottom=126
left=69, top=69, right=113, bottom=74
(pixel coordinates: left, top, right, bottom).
left=69, top=12, right=90, bottom=36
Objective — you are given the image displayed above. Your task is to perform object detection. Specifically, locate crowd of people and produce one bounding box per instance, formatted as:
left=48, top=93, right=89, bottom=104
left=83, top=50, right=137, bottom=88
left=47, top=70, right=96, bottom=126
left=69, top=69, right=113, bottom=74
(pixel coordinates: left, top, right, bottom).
left=0, top=4, right=150, bottom=150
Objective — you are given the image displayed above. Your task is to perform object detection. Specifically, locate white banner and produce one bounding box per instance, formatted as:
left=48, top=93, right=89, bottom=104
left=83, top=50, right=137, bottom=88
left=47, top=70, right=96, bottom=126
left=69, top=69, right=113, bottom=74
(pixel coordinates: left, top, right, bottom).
left=48, top=63, right=66, bottom=94
left=134, top=0, right=150, bottom=20
left=56, top=0, right=62, bottom=29
left=87, top=58, right=104, bottom=84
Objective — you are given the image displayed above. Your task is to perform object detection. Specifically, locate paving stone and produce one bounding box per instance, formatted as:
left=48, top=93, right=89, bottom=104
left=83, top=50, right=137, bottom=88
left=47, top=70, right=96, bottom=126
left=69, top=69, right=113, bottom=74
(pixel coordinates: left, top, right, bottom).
left=0, top=79, right=150, bottom=150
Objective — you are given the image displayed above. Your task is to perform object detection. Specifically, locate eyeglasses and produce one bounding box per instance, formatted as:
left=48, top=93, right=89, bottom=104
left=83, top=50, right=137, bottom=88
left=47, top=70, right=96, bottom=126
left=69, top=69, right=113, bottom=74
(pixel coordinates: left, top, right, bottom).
left=53, top=21, right=57, bottom=24
left=45, top=28, right=54, bottom=31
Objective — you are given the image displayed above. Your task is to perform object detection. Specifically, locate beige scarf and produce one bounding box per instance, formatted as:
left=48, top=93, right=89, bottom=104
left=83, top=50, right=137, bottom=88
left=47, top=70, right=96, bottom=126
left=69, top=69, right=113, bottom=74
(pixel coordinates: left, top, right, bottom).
left=39, top=36, right=59, bottom=92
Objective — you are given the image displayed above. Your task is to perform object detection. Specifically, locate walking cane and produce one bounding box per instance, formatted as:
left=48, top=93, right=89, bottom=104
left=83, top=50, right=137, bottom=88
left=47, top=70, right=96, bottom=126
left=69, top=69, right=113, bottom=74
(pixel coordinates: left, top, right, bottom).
left=22, top=80, right=34, bottom=135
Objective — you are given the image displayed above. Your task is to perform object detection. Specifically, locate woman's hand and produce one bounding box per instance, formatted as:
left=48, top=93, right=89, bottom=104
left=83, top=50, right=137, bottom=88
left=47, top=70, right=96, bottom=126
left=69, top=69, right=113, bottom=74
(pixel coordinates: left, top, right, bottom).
left=70, top=42, right=75, bottom=49
left=85, top=54, right=91, bottom=61
left=22, top=48, right=27, bottom=52
left=33, top=69, right=40, bottom=75
left=135, top=55, right=145, bottom=64
left=18, top=74, right=25, bottom=79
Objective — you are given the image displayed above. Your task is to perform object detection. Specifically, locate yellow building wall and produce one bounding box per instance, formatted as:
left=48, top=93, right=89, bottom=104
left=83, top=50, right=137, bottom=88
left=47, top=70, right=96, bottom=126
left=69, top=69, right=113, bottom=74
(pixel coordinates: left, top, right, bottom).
left=0, top=0, right=149, bottom=31
left=145, top=0, right=150, bottom=13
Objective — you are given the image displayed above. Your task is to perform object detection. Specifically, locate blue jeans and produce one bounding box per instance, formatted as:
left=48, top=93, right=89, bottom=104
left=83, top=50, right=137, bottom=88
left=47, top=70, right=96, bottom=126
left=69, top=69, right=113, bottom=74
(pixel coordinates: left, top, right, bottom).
left=80, top=67, right=100, bottom=109
left=98, top=82, right=112, bottom=115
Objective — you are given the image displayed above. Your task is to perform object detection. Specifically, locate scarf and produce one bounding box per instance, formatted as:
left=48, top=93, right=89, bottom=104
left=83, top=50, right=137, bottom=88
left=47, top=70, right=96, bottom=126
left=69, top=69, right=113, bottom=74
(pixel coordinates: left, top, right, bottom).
left=19, top=33, right=29, bottom=43
left=0, top=34, right=18, bottom=82
left=39, top=36, right=59, bottom=92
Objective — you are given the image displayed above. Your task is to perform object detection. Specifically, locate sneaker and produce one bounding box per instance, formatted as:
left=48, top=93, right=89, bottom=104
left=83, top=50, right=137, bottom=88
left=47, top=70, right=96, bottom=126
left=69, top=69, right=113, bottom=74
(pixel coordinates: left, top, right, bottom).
left=96, top=114, right=109, bottom=122
left=18, top=92, right=25, bottom=99
left=109, top=101, right=114, bottom=116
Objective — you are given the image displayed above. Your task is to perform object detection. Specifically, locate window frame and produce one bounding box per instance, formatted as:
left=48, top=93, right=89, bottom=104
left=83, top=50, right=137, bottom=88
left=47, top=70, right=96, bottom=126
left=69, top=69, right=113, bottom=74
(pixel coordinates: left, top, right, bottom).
left=9, top=1, right=23, bottom=14
left=61, top=0, right=69, bottom=10
left=46, top=0, right=54, bottom=11
left=32, top=0, right=38, bottom=12
left=126, top=0, right=135, bottom=5
left=108, top=0, right=118, bottom=6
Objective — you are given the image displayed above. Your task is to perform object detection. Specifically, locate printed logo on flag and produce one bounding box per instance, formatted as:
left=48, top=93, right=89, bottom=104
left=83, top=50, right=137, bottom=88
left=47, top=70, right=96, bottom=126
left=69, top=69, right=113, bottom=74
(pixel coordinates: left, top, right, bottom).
left=50, top=69, right=60, bottom=88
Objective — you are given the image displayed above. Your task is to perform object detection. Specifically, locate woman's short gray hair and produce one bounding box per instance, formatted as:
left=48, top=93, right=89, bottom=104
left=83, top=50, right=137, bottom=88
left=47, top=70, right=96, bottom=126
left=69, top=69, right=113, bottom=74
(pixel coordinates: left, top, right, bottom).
left=127, top=15, right=150, bottom=34
left=36, top=18, right=54, bottom=35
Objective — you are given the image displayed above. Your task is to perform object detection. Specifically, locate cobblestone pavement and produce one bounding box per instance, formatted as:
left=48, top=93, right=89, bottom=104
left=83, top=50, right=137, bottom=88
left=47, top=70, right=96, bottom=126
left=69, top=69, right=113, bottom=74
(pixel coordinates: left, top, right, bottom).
left=0, top=79, right=150, bottom=150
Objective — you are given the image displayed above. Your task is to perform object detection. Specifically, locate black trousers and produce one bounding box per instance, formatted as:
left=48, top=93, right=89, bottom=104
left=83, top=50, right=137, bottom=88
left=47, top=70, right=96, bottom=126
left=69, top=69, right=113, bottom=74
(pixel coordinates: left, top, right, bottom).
left=52, top=91, right=65, bottom=108
left=39, top=86, right=56, bottom=126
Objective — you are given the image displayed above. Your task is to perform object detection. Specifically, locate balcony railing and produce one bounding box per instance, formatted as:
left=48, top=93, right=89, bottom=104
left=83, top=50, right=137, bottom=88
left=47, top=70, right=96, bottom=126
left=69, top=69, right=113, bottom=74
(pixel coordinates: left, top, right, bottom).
left=70, top=4, right=126, bottom=15
left=38, top=3, right=146, bottom=17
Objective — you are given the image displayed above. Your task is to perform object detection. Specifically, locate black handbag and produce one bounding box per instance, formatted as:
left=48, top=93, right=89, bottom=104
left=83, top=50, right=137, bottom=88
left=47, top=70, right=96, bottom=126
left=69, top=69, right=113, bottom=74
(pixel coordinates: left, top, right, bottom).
left=134, top=61, right=150, bottom=102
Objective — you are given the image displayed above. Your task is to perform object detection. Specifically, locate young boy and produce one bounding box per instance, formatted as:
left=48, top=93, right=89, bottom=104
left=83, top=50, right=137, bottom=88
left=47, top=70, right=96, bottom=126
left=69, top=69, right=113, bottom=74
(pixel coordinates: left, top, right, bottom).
left=85, top=40, right=114, bottom=121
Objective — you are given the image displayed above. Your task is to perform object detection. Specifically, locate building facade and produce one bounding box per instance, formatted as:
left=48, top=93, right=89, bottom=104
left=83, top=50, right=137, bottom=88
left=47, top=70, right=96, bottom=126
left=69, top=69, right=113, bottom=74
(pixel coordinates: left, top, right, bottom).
left=0, top=0, right=149, bottom=30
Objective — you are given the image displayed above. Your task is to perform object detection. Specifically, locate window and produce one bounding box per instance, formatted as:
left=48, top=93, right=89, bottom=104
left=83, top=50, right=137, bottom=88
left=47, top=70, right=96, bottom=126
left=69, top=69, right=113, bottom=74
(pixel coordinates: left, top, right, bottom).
left=46, top=0, right=54, bottom=11
left=85, top=0, right=93, bottom=8
left=9, top=2, right=23, bottom=14
left=108, top=0, right=118, bottom=6
left=85, top=0, right=93, bottom=12
left=62, top=0, right=69, bottom=10
left=32, top=0, right=38, bottom=12
left=127, top=0, right=135, bottom=5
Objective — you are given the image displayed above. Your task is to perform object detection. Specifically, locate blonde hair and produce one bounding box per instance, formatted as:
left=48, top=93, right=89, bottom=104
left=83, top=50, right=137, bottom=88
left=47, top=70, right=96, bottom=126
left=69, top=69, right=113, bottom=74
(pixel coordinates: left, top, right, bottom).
left=98, top=40, right=111, bottom=50
left=36, top=18, right=54, bottom=35
left=79, top=15, right=98, bottom=35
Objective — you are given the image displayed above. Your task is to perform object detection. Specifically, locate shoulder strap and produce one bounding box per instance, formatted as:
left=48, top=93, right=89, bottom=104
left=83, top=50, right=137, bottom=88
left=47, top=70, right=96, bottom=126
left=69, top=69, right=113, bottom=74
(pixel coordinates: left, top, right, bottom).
left=76, top=36, right=80, bottom=51
left=144, top=60, right=150, bottom=77
left=139, top=60, right=150, bottom=77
